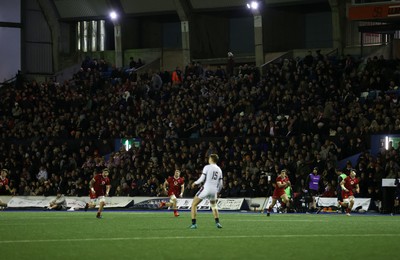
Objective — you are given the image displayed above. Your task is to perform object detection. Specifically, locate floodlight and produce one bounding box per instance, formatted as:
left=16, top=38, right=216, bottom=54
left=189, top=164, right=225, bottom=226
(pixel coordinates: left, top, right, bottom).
left=109, top=11, right=118, bottom=20
left=247, top=1, right=259, bottom=10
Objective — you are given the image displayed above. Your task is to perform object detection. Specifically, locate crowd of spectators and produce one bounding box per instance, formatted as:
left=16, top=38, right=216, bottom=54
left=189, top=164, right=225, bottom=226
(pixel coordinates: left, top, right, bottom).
left=0, top=52, right=400, bottom=212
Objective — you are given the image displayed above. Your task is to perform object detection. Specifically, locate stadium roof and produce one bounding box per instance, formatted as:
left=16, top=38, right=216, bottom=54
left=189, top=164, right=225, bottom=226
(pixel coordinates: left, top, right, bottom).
left=51, top=0, right=329, bottom=20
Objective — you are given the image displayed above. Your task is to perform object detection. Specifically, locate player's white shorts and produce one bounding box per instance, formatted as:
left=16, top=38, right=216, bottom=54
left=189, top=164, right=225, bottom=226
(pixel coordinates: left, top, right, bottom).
left=196, top=186, right=218, bottom=201
left=169, top=194, right=177, bottom=200
left=90, top=196, right=106, bottom=205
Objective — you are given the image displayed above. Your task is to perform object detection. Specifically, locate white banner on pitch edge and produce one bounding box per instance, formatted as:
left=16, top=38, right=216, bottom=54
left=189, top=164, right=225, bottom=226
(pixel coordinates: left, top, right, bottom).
left=7, top=197, right=132, bottom=209
left=176, top=198, right=244, bottom=210
left=264, top=197, right=371, bottom=212
left=217, top=198, right=245, bottom=210
left=317, top=197, right=371, bottom=211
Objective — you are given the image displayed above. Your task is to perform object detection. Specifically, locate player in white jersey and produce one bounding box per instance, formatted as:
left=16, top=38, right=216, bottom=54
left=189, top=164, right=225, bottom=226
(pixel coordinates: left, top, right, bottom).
left=190, top=154, right=223, bottom=229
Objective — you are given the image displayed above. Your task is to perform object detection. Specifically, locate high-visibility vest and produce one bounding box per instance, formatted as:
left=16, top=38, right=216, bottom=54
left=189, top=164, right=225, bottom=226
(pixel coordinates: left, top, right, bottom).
left=171, top=70, right=182, bottom=84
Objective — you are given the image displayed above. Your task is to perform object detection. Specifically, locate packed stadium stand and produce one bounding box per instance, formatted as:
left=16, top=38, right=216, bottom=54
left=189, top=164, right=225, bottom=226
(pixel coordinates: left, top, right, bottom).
left=1, top=0, right=400, bottom=213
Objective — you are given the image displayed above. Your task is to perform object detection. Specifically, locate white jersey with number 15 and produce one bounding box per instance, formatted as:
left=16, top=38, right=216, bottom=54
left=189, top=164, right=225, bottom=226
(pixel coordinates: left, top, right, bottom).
left=195, top=164, right=223, bottom=192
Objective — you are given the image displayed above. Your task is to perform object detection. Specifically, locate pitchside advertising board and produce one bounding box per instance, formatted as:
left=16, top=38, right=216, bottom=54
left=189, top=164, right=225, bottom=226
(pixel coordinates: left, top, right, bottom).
left=175, top=198, right=245, bottom=210
left=6, top=196, right=131, bottom=209
left=4, top=196, right=247, bottom=211
left=133, top=198, right=246, bottom=210
left=3, top=196, right=371, bottom=212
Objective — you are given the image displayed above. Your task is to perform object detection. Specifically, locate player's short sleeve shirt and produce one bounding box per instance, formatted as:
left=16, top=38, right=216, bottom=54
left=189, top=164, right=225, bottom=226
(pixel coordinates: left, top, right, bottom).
left=93, top=174, right=110, bottom=196
left=167, top=176, right=184, bottom=196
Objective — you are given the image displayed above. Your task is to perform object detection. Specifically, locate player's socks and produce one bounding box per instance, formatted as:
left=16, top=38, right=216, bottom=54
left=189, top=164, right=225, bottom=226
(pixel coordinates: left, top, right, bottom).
left=282, top=203, right=288, bottom=213
left=214, top=218, right=222, bottom=228
left=266, top=207, right=271, bottom=216
left=192, top=219, right=196, bottom=225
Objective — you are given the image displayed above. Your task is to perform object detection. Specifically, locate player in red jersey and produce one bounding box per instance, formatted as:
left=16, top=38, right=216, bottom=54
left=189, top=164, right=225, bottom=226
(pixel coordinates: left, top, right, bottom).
left=339, top=169, right=359, bottom=216
left=159, top=169, right=185, bottom=217
left=0, top=169, right=10, bottom=208
left=266, top=169, right=291, bottom=216
left=84, top=168, right=111, bottom=218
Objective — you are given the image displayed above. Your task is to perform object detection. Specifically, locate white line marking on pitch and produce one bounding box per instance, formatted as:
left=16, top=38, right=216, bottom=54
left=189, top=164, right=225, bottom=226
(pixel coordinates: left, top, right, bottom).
left=231, top=219, right=318, bottom=222
left=1, top=234, right=399, bottom=244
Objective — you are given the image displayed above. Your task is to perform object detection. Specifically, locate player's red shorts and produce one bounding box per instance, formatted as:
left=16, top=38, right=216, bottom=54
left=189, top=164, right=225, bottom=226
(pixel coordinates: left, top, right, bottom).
left=272, top=189, right=286, bottom=199
left=341, top=190, right=354, bottom=199
left=90, top=191, right=98, bottom=199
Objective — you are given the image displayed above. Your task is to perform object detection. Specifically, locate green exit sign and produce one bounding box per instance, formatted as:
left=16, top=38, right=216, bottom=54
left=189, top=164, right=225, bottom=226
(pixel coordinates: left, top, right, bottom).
left=121, top=138, right=141, bottom=151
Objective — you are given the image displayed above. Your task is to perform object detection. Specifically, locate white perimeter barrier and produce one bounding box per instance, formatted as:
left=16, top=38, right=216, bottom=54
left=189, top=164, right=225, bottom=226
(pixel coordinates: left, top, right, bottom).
left=0, top=196, right=371, bottom=211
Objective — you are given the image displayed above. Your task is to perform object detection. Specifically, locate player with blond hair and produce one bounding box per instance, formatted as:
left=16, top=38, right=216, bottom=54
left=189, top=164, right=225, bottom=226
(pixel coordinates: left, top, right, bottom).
left=266, top=169, right=291, bottom=216
left=159, top=169, right=185, bottom=217
left=190, top=154, right=223, bottom=229
left=339, top=169, right=359, bottom=216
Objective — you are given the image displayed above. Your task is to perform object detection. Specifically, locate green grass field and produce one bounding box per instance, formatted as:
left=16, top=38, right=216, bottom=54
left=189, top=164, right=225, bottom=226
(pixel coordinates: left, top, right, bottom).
left=1, top=210, right=399, bottom=260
